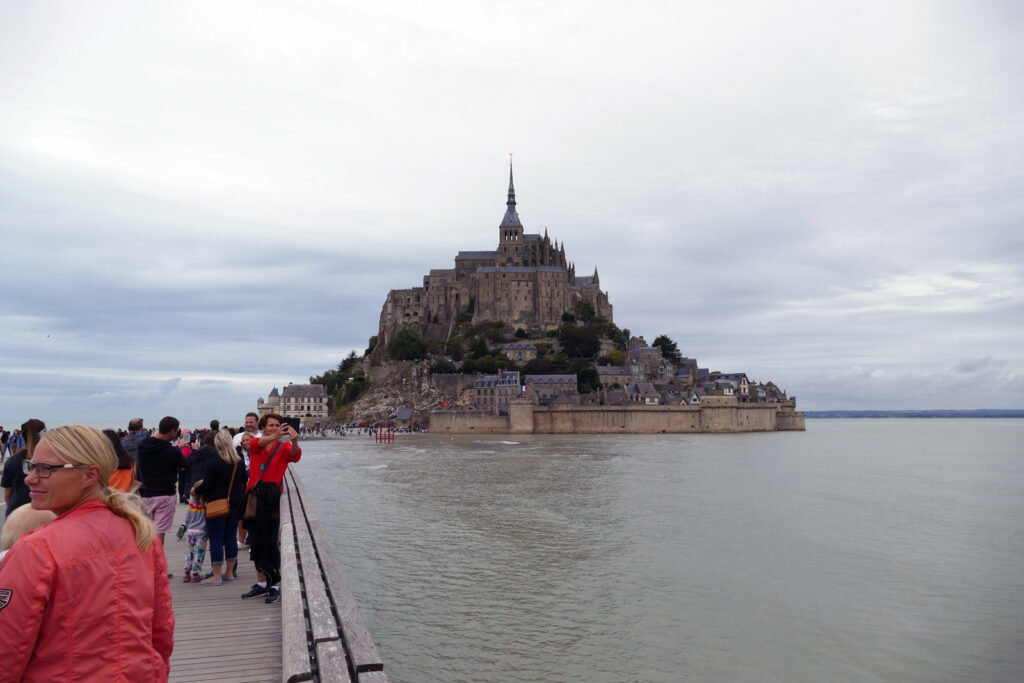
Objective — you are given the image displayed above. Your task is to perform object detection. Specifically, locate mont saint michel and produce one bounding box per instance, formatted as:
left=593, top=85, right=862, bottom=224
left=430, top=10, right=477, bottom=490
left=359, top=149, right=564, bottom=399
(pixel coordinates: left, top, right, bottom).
left=326, top=164, right=804, bottom=433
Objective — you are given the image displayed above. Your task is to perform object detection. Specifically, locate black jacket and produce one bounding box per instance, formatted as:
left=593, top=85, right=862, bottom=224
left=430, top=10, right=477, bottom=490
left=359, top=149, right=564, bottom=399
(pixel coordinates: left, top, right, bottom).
left=137, top=436, right=184, bottom=498
left=186, top=445, right=215, bottom=491
left=195, top=455, right=247, bottom=509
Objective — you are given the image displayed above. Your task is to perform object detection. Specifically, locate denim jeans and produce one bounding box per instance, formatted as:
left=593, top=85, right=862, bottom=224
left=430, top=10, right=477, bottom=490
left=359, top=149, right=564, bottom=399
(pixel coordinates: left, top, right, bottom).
left=205, top=511, right=239, bottom=566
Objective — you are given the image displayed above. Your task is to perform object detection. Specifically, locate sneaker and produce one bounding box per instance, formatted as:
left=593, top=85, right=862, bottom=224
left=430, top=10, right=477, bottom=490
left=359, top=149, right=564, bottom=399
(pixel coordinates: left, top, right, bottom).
left=200, top=576, right=223, bottom=585
left=265, top=586, right=281, bottom=604
left=176, top=524, right=186, bottom=540
left=183, top=574, right=192, bottom=583
left=223, top=574, right=236, bottom=582
left=167, top=573, right=174, bottom=579
left=241, top=583, right=269, bottom=599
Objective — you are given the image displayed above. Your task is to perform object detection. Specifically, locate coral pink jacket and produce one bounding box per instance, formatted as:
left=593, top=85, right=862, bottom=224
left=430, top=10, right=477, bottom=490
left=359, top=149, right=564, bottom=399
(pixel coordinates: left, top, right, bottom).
left=0, top=499, right=174, bottom=681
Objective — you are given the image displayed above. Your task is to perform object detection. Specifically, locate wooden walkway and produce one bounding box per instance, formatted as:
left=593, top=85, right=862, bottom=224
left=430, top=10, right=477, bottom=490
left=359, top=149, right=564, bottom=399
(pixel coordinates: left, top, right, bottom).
left=164, top=469, right=388, bottom=682
left=164, top=500, right=283, bottom=682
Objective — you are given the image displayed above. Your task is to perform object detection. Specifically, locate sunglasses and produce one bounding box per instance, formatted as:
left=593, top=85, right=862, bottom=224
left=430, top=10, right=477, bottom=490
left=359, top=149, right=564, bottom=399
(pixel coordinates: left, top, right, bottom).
left=23, top=460, right=91, bottom=478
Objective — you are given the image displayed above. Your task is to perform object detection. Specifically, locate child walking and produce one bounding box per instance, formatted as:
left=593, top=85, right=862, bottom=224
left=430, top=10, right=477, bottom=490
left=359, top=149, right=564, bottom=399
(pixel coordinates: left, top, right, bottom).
left=182, top=493, right=208, bottom=583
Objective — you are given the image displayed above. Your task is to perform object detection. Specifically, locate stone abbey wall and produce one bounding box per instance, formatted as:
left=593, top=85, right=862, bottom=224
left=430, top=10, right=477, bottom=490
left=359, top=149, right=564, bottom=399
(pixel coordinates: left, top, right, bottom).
left=429, top=402, right=805, bottom=434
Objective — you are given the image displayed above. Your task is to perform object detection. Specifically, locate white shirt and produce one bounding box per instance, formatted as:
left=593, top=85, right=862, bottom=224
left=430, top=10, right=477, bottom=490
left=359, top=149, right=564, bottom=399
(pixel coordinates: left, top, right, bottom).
left=231, top=430, right=261, bottom=468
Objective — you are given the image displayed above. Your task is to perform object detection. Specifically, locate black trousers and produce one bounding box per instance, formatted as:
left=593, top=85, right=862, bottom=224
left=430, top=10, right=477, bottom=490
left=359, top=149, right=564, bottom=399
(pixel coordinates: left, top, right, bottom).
left=249, top=482, right=282, bottom=586
left=177, top=468, right=189, bottom=501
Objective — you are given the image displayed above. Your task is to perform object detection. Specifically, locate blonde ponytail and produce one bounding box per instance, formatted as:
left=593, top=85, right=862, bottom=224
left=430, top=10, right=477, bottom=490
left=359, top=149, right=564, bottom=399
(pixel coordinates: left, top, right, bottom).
left=101, top=487, right=156, bottom=549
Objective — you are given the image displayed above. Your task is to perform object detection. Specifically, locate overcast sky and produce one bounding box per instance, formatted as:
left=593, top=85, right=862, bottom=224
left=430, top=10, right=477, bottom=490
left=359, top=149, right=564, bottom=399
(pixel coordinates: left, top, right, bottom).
left=1, top=1, right=1022, bottom=427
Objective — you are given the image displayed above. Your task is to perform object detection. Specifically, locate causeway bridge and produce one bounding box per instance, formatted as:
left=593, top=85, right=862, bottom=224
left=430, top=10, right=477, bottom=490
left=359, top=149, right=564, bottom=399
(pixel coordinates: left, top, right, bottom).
left=165, top=468, right=388, bottom=682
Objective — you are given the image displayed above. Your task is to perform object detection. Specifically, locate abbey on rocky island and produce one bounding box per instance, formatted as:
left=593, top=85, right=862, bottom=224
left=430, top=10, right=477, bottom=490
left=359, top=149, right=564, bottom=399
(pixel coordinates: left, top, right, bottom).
left=376, top=164, right=613, bottom=350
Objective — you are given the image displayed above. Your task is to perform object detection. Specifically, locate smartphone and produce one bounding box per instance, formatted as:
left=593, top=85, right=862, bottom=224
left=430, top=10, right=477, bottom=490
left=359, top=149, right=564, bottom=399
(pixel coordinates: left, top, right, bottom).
left=282, top=417, right=301, bottom=432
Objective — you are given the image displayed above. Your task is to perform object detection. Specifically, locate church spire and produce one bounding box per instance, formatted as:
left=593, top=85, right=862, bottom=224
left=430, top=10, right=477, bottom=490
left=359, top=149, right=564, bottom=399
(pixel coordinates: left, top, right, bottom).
left=499, top=155, right=522, bottom=228
left=507, top=158, right=516, bottom=207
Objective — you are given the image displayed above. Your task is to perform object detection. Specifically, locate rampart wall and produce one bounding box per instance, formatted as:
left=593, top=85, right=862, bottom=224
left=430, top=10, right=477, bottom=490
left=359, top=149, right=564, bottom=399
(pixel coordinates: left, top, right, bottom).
left=429, top=402, right=805, bottom=434
left=427, top=410, right=513, bottom=433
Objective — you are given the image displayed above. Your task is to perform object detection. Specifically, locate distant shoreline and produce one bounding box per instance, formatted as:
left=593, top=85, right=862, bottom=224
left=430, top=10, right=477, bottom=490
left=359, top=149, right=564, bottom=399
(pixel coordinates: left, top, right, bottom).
left=806, top=410, right=1024, bottom=419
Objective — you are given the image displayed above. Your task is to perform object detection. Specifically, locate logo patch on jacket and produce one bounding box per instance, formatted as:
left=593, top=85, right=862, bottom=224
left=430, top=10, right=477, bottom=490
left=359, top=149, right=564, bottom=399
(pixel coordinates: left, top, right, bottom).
left=0, top=588, right=11, bottom=610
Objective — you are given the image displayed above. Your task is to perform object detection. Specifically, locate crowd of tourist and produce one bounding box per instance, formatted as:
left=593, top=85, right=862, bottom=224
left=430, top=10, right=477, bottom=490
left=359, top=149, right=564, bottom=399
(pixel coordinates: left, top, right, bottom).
left=0, top=411, right=302, bottom=681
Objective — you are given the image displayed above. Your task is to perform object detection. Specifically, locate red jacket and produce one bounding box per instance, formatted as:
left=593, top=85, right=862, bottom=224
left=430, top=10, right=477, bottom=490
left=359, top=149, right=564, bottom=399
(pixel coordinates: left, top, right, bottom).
left=247, top=438, right=301, bottom=490
left=0, top=499, right=174, bottom=681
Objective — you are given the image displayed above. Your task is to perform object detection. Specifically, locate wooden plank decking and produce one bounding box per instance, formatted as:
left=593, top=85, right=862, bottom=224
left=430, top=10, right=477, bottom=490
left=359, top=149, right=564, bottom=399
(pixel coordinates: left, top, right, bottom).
left=0, top=462, right=386, bottom=683
left=164, top=501, right=283, bottom=682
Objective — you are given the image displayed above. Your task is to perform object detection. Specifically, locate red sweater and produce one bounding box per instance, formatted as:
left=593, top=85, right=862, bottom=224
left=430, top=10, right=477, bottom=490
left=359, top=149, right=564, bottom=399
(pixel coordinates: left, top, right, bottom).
left=247, top=438, right=301, bottom=490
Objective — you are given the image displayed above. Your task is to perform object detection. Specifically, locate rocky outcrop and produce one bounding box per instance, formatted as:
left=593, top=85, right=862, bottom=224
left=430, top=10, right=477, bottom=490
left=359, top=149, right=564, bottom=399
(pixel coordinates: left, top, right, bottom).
left=344, top=362, right=475, bottom=424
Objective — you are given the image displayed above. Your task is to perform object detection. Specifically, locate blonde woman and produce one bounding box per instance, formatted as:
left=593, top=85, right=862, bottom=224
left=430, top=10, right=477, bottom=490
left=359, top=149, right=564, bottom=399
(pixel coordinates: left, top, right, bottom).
left=0, top=425, right=174, bottom=681
left=193, top=428, right=247, bottom=584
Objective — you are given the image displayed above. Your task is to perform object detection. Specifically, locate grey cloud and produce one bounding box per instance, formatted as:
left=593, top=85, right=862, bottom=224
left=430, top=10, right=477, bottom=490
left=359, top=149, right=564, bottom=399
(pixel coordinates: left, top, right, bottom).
left=1, top=3, right=1022, bottom=423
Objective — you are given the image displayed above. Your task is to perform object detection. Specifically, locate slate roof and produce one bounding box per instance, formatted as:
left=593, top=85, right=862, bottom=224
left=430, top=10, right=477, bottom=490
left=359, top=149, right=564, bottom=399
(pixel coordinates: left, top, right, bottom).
left=396, top=408, right=414, bottom=421
left=456, top=251, right=498, bottom=260
left=475, top=370, right=521, bottom=388
left=604, top=389, right=629, bottom=405
left=282, top=384, right=327, bottom=398
left=477, top=266, right=565, bottom=274
left=596, top=365, right=630, bottom=377
left=525, top=374, right=577, bottom=384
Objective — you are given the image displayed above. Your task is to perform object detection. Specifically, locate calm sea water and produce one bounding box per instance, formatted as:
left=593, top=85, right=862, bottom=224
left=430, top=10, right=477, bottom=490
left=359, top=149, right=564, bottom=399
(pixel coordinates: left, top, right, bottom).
left=297, top=420, right=1024, bottom=683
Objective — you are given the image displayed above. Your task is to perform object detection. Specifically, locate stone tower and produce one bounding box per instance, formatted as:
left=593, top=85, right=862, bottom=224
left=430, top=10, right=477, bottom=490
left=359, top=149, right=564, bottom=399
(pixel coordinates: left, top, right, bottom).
left=497, top=161, right=524, bottom=266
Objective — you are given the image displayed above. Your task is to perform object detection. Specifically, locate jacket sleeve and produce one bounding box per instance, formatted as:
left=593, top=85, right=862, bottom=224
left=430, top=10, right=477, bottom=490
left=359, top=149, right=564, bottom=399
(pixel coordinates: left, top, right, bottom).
left=0, top=538, right=56, bottom=681
left=194, top=457, right=221, bottom=499
left=193, top=458, right=212, bottom=498
left=149, top=542, right=175, bottom=672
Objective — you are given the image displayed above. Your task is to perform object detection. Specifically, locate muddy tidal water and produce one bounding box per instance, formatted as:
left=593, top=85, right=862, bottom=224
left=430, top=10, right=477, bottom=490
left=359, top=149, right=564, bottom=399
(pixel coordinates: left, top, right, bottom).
left=297, top=420, right=1024, bottom=682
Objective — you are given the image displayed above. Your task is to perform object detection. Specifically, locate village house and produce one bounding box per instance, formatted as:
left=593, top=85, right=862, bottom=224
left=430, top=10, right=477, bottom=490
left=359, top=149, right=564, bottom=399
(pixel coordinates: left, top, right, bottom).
left=626, top=381, right=662, bottom=405
left=475, top=370, right=521, bottom=415
left=501, top=342, right=538, bottom=363
left=524, top=374, right=578, bottom=404
left=596, top=365, right=631, bottom=388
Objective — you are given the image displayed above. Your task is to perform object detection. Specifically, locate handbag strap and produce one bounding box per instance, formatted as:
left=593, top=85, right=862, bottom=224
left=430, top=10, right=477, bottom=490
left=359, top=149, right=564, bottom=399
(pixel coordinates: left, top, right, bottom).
left=226, top=459, right=239, bottom=498
left=251, top=442, right=282, bottom=487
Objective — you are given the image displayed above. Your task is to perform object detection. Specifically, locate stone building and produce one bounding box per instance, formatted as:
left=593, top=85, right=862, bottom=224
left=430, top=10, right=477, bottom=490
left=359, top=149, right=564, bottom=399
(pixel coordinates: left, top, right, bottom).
left=376, top=163, right=613, bottom=352
left=596, top=365, right=631, bottom=388
left=500, top=343, right=538, bottom=363
left=474, top=370, right=522, bottom=415
left=257, top=383, right=330, bottom=427
left=524, top=374, right=578, bottom=404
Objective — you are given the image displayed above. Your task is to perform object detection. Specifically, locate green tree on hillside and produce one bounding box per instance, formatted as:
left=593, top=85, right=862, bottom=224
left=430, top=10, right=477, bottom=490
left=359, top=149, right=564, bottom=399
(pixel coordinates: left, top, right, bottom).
left=559, top=324, right=601, bottom=359
left=389, top=328, right=427, bottom=361
left=575, top=300, right=596, bottom=323
left=652, top=334, right=682, bottom=364
left=338, top=350, right=359, bottom=373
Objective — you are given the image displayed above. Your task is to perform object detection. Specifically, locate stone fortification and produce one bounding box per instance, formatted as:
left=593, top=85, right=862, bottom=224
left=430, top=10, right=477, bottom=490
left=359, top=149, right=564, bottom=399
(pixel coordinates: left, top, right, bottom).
left=429, top=398, right=806, bottom=434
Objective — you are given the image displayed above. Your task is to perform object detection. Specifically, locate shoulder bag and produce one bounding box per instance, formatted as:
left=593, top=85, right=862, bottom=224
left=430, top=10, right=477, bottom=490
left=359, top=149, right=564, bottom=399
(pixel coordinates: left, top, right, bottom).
left=242, top=442, right=282, bottom=520
left=204, top=460, right=239, bottom=519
